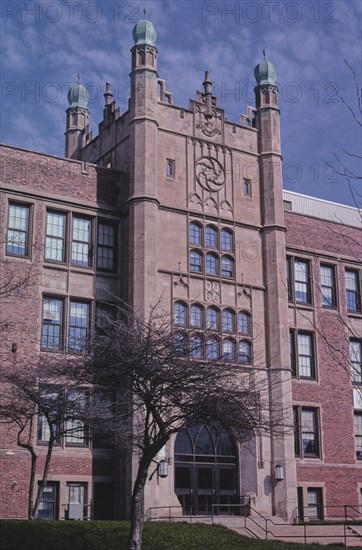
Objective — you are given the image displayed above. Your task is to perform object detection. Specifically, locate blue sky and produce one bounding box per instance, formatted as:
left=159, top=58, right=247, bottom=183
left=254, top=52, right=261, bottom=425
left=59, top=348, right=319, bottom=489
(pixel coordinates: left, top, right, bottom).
left=1, top=0, right=361, bottom=207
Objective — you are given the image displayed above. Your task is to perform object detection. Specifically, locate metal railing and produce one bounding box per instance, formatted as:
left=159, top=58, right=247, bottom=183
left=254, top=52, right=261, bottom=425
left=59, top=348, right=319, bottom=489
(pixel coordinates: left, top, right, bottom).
left=146, top=502, right=362, bottom=545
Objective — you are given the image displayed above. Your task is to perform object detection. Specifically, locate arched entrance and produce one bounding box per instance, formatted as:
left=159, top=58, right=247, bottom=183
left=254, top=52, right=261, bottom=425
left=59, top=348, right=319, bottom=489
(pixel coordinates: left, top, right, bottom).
left=174, top=423, right=238, bottom=515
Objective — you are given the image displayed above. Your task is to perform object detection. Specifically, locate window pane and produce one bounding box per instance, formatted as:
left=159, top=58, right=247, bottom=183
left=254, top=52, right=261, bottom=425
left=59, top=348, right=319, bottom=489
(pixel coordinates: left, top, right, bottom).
left=97, top=223, right=115, bottom=271
left=221, top=256, right=233, bottom=277
left=174, top=302, right=186, bottom=326
left=220, top=230, right=232, bottom=251
left=205, top=226, right=217, bottom=247
left=206, top=253, right=217, bottom=275
left=190, top=305, right=202, bottom=327
left=298, top=333, right=313, bottom=377
left=207, top=337, right=219, bottom=359
left=190, top=223, right=201, bottom=244
left=302, top=409, right=318, bottom=455
left=207, top=307, right=218, bottom=330
left=69, top=302, right=89, bottom=351
left=6, top=204, right=29, bottom=256
left=190, top=250, right=202, bottom=272
left=223, top=339, right=235, bottom=361
left=42, top=298, right=62, bottom=349
left=238, top=312, right=251, bottom=335
left=223, top=310, right=234, bottom=332
left=320, top=265, right=335, bottom=306
left=350, top=340, right=362, bottom=383
left=346, top=270, right=359, bottom=311
left=191, top=335, right=203, bottom=357
left=294, top=260, right=309, bottom=303
left=239, top=341, right=251, bottom=363
left=72, top=217, right=91, bottom=265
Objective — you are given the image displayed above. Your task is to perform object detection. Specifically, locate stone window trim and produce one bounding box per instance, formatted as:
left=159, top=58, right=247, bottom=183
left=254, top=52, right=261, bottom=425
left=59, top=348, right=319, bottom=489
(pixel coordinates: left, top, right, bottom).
left=289, top=329, right=317, bottom=380
left=188, top=222, right=235, bottom=280
left=293, top=405, right=322, bottom=459
left=287, top=256, right=312, bottom=306
left=6, top=200, right=32, bottom=258
left=166, top=158, right=175, bottom=178
left=345, top=268, right=361, bottom=313
left=243, top=178, right=252, bottom=197
left=320, top=263, right=338, bottom=309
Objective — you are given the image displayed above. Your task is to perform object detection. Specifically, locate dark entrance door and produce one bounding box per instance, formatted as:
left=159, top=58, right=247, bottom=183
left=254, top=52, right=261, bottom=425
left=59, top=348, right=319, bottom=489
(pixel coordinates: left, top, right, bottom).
left=93, top=482, right=114, bottom=520
left=174, top=423, right=238, bottom=515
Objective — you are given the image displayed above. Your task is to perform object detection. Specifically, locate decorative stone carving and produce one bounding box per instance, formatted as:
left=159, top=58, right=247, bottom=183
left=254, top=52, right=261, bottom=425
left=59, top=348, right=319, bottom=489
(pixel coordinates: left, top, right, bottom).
left=195, top=156, right=225, bottom=192
left=205, top=280, right=221, bottom=303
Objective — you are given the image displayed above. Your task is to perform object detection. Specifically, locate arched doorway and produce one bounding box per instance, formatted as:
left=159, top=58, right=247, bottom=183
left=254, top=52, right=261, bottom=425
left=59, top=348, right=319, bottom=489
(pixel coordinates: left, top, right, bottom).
left=174, top=423, right=238, bottom=515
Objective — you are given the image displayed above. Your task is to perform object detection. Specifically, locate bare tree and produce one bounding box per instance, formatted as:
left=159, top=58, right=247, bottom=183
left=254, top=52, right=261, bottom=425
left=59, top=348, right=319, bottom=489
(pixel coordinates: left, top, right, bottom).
left=76, top=304, right=289, bottom=550
left=0, top=358, right=94, bottom=519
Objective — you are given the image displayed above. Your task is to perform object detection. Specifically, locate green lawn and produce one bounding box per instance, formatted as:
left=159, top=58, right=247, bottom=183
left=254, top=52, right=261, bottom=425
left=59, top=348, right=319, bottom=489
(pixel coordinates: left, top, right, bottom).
left=0, top=520, right=347, bottom=550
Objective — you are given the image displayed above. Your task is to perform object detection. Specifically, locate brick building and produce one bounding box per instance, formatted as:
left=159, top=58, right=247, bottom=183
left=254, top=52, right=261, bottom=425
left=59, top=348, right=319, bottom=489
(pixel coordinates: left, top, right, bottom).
left=0, top=15, right=361, bottom=521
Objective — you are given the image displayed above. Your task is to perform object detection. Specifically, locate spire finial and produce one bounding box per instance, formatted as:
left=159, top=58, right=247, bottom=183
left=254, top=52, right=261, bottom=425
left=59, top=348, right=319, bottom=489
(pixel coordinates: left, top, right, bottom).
left=263, top=49, right=266, bottom=61
left=143, top=7, right=147, bottom=19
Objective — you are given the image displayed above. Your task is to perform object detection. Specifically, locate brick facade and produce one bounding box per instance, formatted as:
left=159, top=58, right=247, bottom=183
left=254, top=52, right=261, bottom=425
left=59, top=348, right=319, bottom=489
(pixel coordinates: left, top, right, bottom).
left=0, top=16, right=361, bottom=521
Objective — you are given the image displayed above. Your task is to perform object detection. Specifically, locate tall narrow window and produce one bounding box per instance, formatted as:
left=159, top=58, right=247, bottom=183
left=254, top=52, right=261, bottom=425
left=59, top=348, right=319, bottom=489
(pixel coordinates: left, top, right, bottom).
left=346, top=270, right=360, bottom=312
left=207, top=337, right=219, bottom=359
left=222, top=309, right=235, bottom=333
left=67, top=483, right=88, bottom=520
left=190, top=250, right=202, bottom=272
left=66, top=390, right=87, bottom=445
left=320, top=264, right=336, bottom=307
left=97, top=221, right=116, bottom=271
left=174, top=302, right=187, bottom=326
left=207, top=307, right=219, bottom=330
left=294, top=406, right=321, bottom=458
left=206, top=253, right=218, bottom=275
left=41, top=298, right=63, bottom=350
left=301, top=408, right=319, bottom=457
left=190, top=335, right=203, bottom=358
left=37, top=482, right=59, bottom=520
left=69, top=301, right=89, bottom=351
left=307, top=488, right=323, bottom=520
left=297, top=332, right=315, bottom=378
left=166, top=159, right=175, bottom=178
left=221, top=256, right=234, bottom=278
left=294, top=259, right=311, bottom=304
left=189, top=223, right=202, bottom=245
left=350, top=340, right=362, bottom=383
left=223, top=338, right=236, bottom=361
left=6, top=202, right=30, bottom=256
left=354, top=412, right=362, bottom=460
left=243, top=179, right=251, bottom=196
left=239, top=340, right=252, bottom=363
left=205, top=226, right=217, bottom=248
left=220, top=229, right=233, bottom=251
left=190, top=304, right=203, bottom=327
left=72, top=216, right=91, bottom=266
left=238, top=311, right=251, bottom=335
left=45, top=211, right=66, bottom=262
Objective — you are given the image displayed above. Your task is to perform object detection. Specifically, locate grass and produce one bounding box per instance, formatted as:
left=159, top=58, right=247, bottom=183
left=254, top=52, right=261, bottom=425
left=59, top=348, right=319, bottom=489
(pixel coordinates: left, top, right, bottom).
left=0, top=520, right=347, bottom=550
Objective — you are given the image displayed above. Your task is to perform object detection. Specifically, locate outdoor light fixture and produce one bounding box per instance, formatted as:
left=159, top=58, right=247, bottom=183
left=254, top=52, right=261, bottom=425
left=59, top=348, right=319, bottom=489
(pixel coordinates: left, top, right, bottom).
left=274, top=464, right=284, bottom=482
left=11, top=343, right=17, bottom=353
left=158, top=459, right=168, bottom=478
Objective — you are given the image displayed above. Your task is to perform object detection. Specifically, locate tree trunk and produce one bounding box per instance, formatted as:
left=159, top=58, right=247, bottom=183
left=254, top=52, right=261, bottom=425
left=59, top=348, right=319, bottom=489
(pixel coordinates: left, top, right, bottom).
left=32, top=438, right=55, bottom=518
left=28, top=449, right=37, bottom=519
left=128, top=455, right=153, bottom=550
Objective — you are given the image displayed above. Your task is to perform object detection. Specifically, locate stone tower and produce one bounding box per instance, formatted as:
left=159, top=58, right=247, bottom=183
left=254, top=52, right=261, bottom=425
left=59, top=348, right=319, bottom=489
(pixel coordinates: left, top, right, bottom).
left=65, top=77, right=90, bottom=160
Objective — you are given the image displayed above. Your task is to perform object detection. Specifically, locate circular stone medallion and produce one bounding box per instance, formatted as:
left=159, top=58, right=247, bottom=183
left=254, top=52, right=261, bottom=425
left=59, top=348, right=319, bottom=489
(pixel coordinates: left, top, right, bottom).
left=196, top=157, right=225, bottom=192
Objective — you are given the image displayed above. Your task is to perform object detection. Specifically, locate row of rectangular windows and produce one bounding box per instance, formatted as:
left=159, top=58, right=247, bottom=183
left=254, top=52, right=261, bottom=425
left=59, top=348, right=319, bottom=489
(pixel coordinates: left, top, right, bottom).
left=174, top=302, right=252, bottom=335
left=291, top=330, right=361, bottom=383
left=5, top=202, right=118, bottom=272
left=287, top=256, right=361, bottom=313
left=293, top=405, right=362, bottom=461
left=41, top=297, right=115, bottom=352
